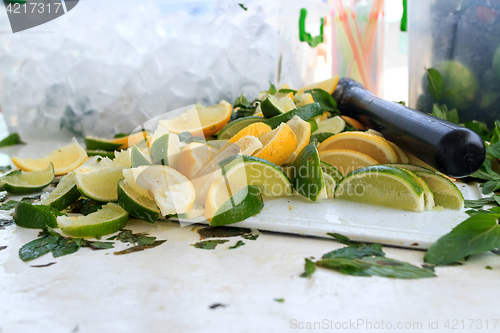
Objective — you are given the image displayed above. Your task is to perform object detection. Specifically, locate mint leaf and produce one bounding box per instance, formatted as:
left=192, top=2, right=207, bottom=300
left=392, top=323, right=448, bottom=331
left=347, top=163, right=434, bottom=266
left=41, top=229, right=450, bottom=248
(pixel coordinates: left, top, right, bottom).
left=463, top=121, right=490, bottom=141
left=192, top=239, right=229, bottom=250
left=326, top=232, right=356, bottom=245
left=0, top=133, right=25, bottom=148
left=305, top=89, right=338, bottom=114
left=0, top=200, right=18, bottom=210
left=322, top=243, right=385, bottom=260
left=107, top=229, right=156, bottom=246
left=113, top=240, right=166, bottom=255
left=464, top=195, right=500, bottom=209
left=317, top=257, right=435, bottom=279
left=432, top=104, right=459, bottom=124
left=88, top=241, right=114, bottom=250
left=300, top=258, right=316, bottom=277
left=487, top=141, right=500, bottom=160
left=268, top=82, right=277, bottom=95
left=482, top=180, right=500, bottom=195
left=197, top=226, right=252, bottom=240
left=52, top=238, right=84, bottom=258
left=424, top=213, right=500, bottom=265
left=234, top=93, right=249, bottom=108
left=19, top=234, right=61, bottom=261
left=426, top=68, right=444, bottom=101
left=310, top=132, right=334, bottom=144
left=229, top=240, right=245, bottom=249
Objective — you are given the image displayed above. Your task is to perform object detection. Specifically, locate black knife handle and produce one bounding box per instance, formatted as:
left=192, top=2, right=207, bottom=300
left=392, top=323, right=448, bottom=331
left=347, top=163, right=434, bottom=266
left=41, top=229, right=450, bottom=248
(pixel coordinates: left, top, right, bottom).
left=333, top=78, right=485, bottom=178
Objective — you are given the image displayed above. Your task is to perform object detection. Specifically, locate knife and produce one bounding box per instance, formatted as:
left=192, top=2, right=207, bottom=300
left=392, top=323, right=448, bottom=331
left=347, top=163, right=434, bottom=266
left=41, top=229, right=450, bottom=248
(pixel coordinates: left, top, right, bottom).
left=332, top=78, right=485, bottom=178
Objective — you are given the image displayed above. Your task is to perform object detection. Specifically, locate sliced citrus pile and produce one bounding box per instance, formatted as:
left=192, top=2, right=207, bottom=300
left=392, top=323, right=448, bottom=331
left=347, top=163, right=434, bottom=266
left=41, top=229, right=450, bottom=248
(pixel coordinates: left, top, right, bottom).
left=219, top=155, right=293, bottom=197
left=57, top=203, right=129, bottom=238
left=217, top=116, right=264, bottom=140
left=335, top=165, right=425, bottom=212
left=0, top=163, right=54, bottom=194
left=12, top=138, right=87, bottom=176
left=159, top=100, right=232, bottom=137
left=285, top=116, right=311, bottom=164
left=39, top=172, right=81, bottom=211
left=228, top=122, right=271, bottom=143
left=318, top=131, right=398, bottom=164
left=319, top=149, right=379, bottom=176
left=254, top=123, right=298, bottom=166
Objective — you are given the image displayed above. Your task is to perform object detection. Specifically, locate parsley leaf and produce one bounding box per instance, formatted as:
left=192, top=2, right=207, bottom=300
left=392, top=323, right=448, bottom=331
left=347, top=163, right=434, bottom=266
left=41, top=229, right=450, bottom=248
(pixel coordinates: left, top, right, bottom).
left=0, top=133, right=25, bottom=147
left=192, top=239, right=229, bottom=250
left=424, top=212, right=500, bottom=265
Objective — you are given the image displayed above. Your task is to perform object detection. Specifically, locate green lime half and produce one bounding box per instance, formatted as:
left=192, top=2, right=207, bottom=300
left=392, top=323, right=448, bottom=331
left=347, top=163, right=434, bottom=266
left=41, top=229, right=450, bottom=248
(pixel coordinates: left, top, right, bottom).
left=117, top=179, right=160, bottom=223
left=130, top=145, right=151, bottom=168
left=150, top=133, right=180, bottom=168
left=265, top=103, right=322, bottom=129
left=58, top=202, right=129, bottom=238
left=291, top=142, right=326, bottom=201
left=84, top=136, right=123, bottom=151
left=217, top=116, right=265, bottom=140
left=210, top=185, right=264, bottom=226
left=39, top=172, right=81, bottom=211
left=412, top=170, right=464, bottom=209
left=219, top=155, right=293, bottom=197
left=75, top=166, right=125, bottom=202
left=86, top=150, right=116, bottom=159
left=0, top=163, right=54, bottom=194
left=13, top=201, right=58, bottom=229
left=335, top=165, right=425, bottom=212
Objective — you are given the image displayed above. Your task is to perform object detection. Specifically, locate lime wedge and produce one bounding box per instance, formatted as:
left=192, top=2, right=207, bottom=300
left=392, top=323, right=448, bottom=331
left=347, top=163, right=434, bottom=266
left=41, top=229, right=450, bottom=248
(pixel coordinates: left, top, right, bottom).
left=0, top=163, right=54, bottom=194
left=75, top=166, right=125, bottom=202
left=39, top=172, right=81, bottom=211
left=218, top=155, right=293, bottom=197
left=335, top=165, right=425, bottom=212
left=86, top=150, right=115, bottom=159
left=150, top=133, right=180, bottom=169
left=290, top=142, right=326, bottom=201
left=412, top=171, right=464, bottom=209
left=117, top=179, right=160, bottom=223
left=265, top=103, right=322, bottom=129
left=58, top=202, right=129, bottom=238
left=84, top=136, right=122, bottom=151
left=320, top=161, right=342, bottom=183
left=217, top=116, right=264, bottom=140
left=261, top=96, right=286, bottom=118
left=14, top=201, right=58, bottom=229
left=130, top=145, right=151, bottom=168
left=323, top=172, right=335, bottom=199
left=313, top=116, right=345, bottom=135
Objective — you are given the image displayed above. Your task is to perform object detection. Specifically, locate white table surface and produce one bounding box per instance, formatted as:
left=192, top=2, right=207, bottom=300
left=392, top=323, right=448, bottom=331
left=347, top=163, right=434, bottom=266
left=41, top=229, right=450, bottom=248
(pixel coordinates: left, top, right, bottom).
left=0, top=128, right=499, bottom=333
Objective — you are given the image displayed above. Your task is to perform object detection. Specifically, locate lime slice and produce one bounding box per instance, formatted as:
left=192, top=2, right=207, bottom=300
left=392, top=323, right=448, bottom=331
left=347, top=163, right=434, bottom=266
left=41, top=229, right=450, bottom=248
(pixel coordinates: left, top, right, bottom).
left=75, top=166, right=125, bottom=202
left=323, top=172, right=335, bottom=199
left=313, top=116, right=346, bottom=135
left=412, top=171, right=464, bottom=209
left=13, top=201, right=58, bottom=229
left=0, top=163, right=54, bottom=194
left=320, top=161, right=342, bottom=183
left=218, top=155, right=293, bottom=197
left=290, top=142, right=326, bottom=201
left=86, top=150, right=115, bottom=159
left=84, top=136, right=123, bottom=151
left=39, top=172, right=81, bottom=211
left=207, top=182, right=264, bottom=226
left=335, top=165, right=425, bottom=212
left=217, top=116, right=265, bottom=140
left=130, top=145, right=151, bottom=168
left=150, top=133, right=181, bottom=169
left=58, top=202, right=129, bottom=238
left=265, top=103, right=322, bottom=129
left=117, top=179, right=160, bottom=223
left=260, top=96, right=282, bottom=118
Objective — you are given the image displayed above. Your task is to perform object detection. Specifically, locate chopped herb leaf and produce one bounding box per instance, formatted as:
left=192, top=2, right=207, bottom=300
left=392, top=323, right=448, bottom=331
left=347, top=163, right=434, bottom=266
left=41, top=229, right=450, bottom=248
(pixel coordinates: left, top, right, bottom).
left=19, top=234, right=61, bottom=261
left=209, top=303, right=226, bottom=309
left=88, top=241, right=114, bottom=250
left=326, top=232, right=356, bottom=245
left=274, top=298, right=285, bottom=303
left=322, top=243, right=385, bottom=260
left=242, top=234, right=259, bottom=241
left=197, top=226, right=252, bottom=239
left=268, top=82, right=277, bottom=95
left=300, top=258, right=316, bottom=278
left=107, top=229, right=156, bottom=246
left=114, top=240, right=166, bottom=255
left=234, top=93, right=249, bottom=108
left=0, top=200, right=18, bottom=210
left=305, top=89, right=339, bottom=115
left=424, top=213, right=500, bottom=265
left=70, top=199, right=103, bottom=216
left=426, top=68, right=444, bottom=101
left=0, top=245, right=6, bottom=251
left=238, top=3, right=247, bottom=10
left=30, top=262, right=56, bottom=268
left=229, top=240, right=245, bottom=249
left=0, top=133, right=25, bottom=147
left=486, top=265, right=493, bottom=270
left=0, top=165, right=11, bottom=172
left=52, top=238, right=85, bottom=258
left=192, top=239, right=229, bottom=250
left=0, top=219, right=13, bottom=229
left=316, top=257, right=435, bottom=279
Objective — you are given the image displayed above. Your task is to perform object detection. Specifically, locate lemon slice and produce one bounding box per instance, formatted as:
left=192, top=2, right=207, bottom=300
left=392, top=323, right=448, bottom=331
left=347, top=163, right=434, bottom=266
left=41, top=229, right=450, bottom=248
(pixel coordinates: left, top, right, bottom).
left=58, top=203, right=129, bottom=238
left=319, top=149, right=379, bottom=176
left=254, top=123, right=298, bottom=166
left=39, top=172, right=81, bottom=211
left=290, top=142, right=327, bottom=201
left=228, top=122, right=272, bottom=143
left=219, top=155, right=293, bottom=197
left=75, top=166, right=126, bottom=202
left=159, top=101, right=232, bottom=138
left=296, top=76, right=339, bottom=95
left=217, top=116, right=264, bottom=140
left=285, top=116, right=311, bottom=164
left=335, top=165, right=425, bottom=212
left=131, top=165, right=195, bottom=216
left=0, top=163, right=54, bottom=194
left=12, top=138, right=87, bottom=176
left=318, top=131, right=398, bottom=164
left=117, top=179, right=160, bottom=223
